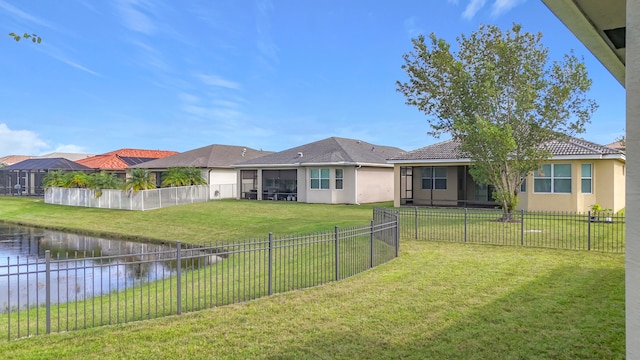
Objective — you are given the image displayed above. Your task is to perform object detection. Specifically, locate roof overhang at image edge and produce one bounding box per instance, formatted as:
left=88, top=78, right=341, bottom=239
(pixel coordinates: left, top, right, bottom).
left=541, top=0, right=626, bottom=86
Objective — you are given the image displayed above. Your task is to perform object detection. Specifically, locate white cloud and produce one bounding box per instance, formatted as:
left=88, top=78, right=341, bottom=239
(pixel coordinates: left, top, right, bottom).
left=462, top=0, right=487, bottom=19
left=53, top=56, right=101, bottom=76
left=178, top=92, right=200, bottom=103
left=255, top=0, right=279, bottom=66
left=114, top=0, right=156, bottom=35
left=37, top=44, right=101, bottom=76
left=404, top=16, right=422, bottom=38
left=456, top=0, right=524, bottom=19
left=491, top=0, right=524, bottom=17
left=0, top=123, right=48, bottom=156
left=195, top=74, right=241, bottom=90
left=0, top=124, right=87, bottom=157
left=129, top=40, right=169, bottom=72
left=51, top=144, right=87, bottom=154
left=0, top=0, right=56, bottom=29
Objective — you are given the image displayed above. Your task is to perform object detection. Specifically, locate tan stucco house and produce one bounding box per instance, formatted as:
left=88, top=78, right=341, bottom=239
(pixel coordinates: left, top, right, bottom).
left=388, top=137, right=625, bottom=213
left=234, top=137, right=403, bottom=204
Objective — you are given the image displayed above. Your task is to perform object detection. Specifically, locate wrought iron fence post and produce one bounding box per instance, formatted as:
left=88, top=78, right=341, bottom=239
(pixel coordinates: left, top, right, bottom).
left=521, top=209, right=525, bottom=246
left=395, top=214, right=400, bottom=257
left=414, top=206, right=418, bottom=239
left=268, top=232, right=273, bottom=295
left=370, top=220, right=374, bottom=268
left=176, top=241, right=182, bottom=315
left=335, top=226, right=340, bottom=281
left=587, top=211, right=591, bottom=250
left=464, top=208, right=468, bottom=242
left=45, top=250, right=51, bottom=334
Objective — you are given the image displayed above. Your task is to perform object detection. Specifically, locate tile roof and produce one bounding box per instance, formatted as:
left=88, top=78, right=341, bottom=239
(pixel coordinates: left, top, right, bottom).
left=389, top=137, right=624, bottom=161
left=129, top=144, right=273, bottom=169
left=0, top=155, right=32, bottom=166
left=37, top=152, right=95, bottom=161
left=77, top=149, right=178, bottom=170
left=1, top=158, right=92, bottom=171
left=606, top=140, right=625, bottom=152
left=236, top=137, right=404, bottom=166
left=103, top=148, right=178, bottom=158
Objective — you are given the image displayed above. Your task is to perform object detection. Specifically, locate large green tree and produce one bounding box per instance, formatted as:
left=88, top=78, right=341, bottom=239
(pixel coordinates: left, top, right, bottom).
left=397, top=24, right=597, bottom=219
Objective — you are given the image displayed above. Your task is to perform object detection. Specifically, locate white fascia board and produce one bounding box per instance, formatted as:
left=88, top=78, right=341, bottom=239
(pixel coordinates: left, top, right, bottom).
left=234, top=162, right=392, bottom=168
left=234, top=164, right=298, bottom=168
left=387, top=158, right=472, bottom=165
left=541, top=0, right=625, bottom=86
left=550, top=154, right=626, bottom=161
left=387, top=154, right=625, bottom=164
left=302, top=162, right=393, bottom=168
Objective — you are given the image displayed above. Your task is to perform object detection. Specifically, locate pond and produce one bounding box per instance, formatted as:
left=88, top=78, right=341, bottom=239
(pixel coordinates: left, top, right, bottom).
left=0, top=223, right=213, bottom=312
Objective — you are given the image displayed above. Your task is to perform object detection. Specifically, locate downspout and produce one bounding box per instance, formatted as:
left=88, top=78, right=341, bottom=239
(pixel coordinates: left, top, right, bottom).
left=354, top=165, right=362, bottom=205
left=208, top=169, right=213, bottom=200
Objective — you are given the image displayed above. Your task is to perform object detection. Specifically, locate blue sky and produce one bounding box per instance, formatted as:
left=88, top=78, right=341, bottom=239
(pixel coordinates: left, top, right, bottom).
left=0, top=0, right=625, bottom=157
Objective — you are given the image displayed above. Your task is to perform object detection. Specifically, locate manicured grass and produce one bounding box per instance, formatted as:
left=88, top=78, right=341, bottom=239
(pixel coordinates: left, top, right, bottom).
left=397, top=207, right=625, bottom=252
left=0, top=241, right=623, bottom=359
left=0, top=234, right=397, bottom=339
left=0, top=197, right=625, bottom=358
left=0, top=197, right=389, bottom=245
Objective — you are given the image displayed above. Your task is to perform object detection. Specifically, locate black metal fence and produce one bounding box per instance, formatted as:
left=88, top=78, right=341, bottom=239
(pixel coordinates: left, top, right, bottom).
left=383, top=207, right=624, bottom=253
left=0, top=213, right=399, bottom=341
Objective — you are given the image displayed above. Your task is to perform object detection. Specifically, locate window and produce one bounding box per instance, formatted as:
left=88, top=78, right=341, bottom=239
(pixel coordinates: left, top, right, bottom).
left=581, top=164, right=592, bottom=193
left=421, top=167, right=447, bottom=190
left=335, top=169, right=343, bottom=190
left=534, top=164, right=571, bottom=193
left=520, top=178, right=526, bottom=193
left=310, top=168, right=330, bottom=189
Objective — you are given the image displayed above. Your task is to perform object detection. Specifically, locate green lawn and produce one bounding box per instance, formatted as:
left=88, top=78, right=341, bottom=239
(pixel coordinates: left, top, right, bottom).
left=397, top=207, right=625, bottom=252
left=0, top=197, right=389, bottom=244
left=0, top=197, right=625, bottom=359
left=0, top=241, right=623, bottom=359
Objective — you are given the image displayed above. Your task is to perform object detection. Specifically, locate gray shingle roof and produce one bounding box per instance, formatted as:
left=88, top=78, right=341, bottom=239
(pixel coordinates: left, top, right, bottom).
left=235, top=137, right=404, bottom=166
left=1, top=158, right=92, bottom=171
left=129, top=144, right=273, bottom=169
left=389, top=137, right=624, bottom=161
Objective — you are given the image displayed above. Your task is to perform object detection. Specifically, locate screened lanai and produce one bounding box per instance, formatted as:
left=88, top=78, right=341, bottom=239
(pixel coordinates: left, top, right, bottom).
left=0, top=158, right=91, bottom=196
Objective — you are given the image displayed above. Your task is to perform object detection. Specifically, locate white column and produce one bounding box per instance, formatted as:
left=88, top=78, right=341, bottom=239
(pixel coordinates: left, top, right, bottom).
left=627, top=0, right=640, bottom=358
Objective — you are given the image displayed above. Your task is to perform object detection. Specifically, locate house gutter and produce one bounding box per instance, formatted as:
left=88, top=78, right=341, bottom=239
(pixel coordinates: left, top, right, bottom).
left=354, top=164, right=361, bottom=205
left=208, top=169, right=213, bottom=200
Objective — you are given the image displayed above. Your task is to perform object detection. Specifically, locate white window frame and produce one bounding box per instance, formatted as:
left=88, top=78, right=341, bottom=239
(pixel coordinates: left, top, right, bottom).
left=310, top=168, right=330, bottom=190
left=335, top=169, right=343, bottom=190
left=534, top=164, right=572, bottom=194
left=581, top=163, right=592, bottom=194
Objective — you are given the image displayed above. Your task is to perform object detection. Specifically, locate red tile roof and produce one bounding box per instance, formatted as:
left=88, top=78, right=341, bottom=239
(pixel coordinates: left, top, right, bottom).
left=103, top=148, right=178, bottom=158
left=77, top=149, right=178, bottom=170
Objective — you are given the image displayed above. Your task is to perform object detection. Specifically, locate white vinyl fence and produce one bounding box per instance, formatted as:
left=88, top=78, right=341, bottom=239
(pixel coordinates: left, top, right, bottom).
left=45, top=185, right=210, bottom=211
left=209, top=184, right=237, bottom=200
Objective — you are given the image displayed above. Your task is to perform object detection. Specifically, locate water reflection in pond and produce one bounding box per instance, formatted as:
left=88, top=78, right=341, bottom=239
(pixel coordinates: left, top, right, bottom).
left=0, top=224, right=219, bottom=312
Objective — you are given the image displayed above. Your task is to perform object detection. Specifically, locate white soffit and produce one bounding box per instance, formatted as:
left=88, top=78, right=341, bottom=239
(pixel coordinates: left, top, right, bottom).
left=542, top=0, right=626, bottom=86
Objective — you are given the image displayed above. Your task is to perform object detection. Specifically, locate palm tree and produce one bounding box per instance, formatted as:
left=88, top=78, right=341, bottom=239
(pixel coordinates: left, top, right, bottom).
left=184, top=167, right=207, bottom=185
left=161, top=167, right=206, bottom=187
left=62, top=171, right=89, bottom=188
left=88, top=171, right=124, bottom=197
left=42, top=169, right=67, bottom=188
left=161, top=167, right=190, bottom=187
left=125, top=169, right=156, bottom=194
